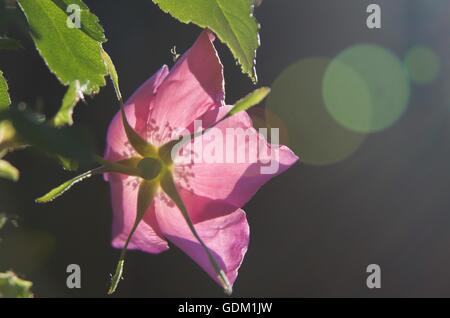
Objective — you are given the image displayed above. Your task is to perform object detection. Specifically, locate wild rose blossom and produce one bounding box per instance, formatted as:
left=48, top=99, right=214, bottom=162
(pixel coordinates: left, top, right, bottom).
left=103, top=30, right=298, bottom=293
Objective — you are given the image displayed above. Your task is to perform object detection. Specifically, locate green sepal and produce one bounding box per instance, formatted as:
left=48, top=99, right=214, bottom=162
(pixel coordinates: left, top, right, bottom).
left=229, top=87, right=270, bottom=116
left=120, top=106, right=158, bottom=158
left=36, top=166, right=106, bottom=203
left=108, top=180, right=159, bottom=294
left=160, top=171, right=232, bottom=295
left=36, top=157, right=144, bottom=204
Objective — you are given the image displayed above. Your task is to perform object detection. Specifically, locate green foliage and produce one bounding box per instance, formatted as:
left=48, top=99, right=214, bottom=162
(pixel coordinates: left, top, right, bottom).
left=51, top=81, right=81, bottom=127
left=0, top=120, right=18, bottom=182
left=153, top=0, right=260, bottom=82
left=0, top=71, right=17, bottom=181
left=0, top=272, right=33, bottom=298
left=0, top=159, right=19, bottom=181
left=17, top=0, right=117, bottom=127
left=18, top=0, right=107, bottom=93
left=229, top=87, right=270, bottom=116
left=0, top=120, right=16, bottom=149
left=52, top=0, right=106, bottom=43
left=0, top=71, right=11, bottom=109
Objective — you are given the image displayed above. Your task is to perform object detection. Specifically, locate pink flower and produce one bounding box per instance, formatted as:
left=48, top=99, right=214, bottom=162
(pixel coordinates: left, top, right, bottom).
left=104, top=31, right=298, bottom=292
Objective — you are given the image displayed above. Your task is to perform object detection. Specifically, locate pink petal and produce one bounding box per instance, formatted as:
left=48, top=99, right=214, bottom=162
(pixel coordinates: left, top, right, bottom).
left=109, top=174, right=169, bottom=254
left=104, top=65, right=169, bottom=163
left=154, top=193, right=249, bottom=286
left=176, top=186, right=238, bottom=224
left=174, top=106, right=299, bottom=209
left=147, top=30, right=225, bottom=146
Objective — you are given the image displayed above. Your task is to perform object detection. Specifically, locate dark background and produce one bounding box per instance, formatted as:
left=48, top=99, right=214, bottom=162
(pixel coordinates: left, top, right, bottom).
left=2, top=0, right=450, bottom=297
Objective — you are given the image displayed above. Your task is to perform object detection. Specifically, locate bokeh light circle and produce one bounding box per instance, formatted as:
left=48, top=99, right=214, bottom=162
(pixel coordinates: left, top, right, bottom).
left=266, top=58, right=366, bottom=166
left=404, top=46, right=440, bottom=84
left=323, top=44, right=410, bottom=133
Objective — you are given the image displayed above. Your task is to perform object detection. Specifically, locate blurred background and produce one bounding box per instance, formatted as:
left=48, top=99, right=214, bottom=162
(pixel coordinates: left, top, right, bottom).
left=1, top=0, right=450, bottom=297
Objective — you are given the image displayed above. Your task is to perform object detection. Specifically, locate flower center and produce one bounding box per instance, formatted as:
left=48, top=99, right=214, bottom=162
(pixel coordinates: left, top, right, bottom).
left=137, top=157, right=163, bottom=180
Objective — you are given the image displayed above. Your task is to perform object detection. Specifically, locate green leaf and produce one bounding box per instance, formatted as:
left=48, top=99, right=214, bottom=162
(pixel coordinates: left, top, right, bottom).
left=0, top=272, right=33, bottom=298
left=0, top=37, right=22, bottom=50
left=101, top=49, right=122, bottom=101
left=51, top=81, right=82, bottom=127
left=0, top=70, right=11, bottom=109
left=36, top=166, right=104, bottom=203
left=229, top=87, right=270, bottom=116
left=0, top=159, right=19, bottom=181
left=18, top=0, right=117, bottom=127
left=108, top=180, right=158, bottom=294
left=51, top=0, right=106, bottom=43
left=153, top=0, right=260, bottom=82
left=18, top=0, right=107, bottom=94
left=160, top=171, right=232, bottom=295
left=0, top=120, right=20, bottom=153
